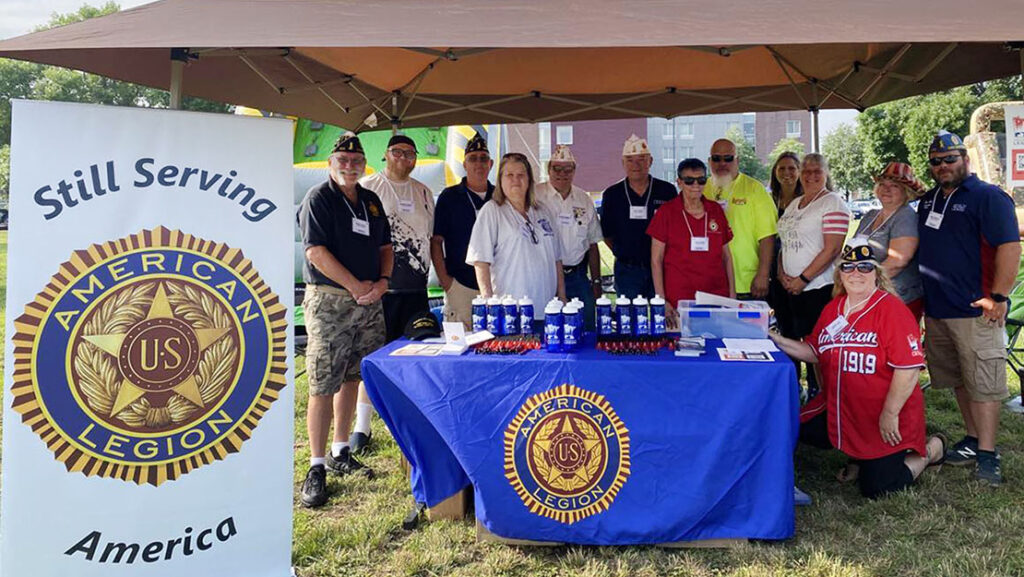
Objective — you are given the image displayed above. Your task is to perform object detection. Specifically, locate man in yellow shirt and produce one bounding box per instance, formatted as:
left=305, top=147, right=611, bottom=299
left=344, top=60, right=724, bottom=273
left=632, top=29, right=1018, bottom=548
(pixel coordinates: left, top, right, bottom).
left=702, top=138, right=777, bottom=298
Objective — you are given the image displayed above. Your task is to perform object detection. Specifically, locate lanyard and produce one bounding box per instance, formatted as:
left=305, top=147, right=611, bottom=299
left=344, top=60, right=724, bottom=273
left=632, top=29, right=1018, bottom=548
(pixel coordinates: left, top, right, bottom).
left=383, top=174, right=431, bottom=215
left=928, top=186, right=958, bottom=220
left=465, top=186, right=487, bottom=217
left=682, top=204, right=708, bottom=239
left=859, top=208, right=896, bottom=239
left=622, top=178, right=652, bottom=211
left=342, top=193, right=367, bottom=222
left=842, top=291, right=875, bottom=319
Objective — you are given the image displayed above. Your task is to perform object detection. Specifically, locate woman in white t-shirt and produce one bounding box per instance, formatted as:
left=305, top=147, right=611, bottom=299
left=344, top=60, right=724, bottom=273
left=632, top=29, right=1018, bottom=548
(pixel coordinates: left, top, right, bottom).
left=466, top=153, right=566, bottom=322
left=776, top=153, right=852, bottom=396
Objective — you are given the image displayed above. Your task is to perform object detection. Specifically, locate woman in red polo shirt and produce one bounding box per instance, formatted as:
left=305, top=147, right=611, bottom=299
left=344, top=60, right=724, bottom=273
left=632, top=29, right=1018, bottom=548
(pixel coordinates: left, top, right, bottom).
left=648, top=158, right=735, bottom=329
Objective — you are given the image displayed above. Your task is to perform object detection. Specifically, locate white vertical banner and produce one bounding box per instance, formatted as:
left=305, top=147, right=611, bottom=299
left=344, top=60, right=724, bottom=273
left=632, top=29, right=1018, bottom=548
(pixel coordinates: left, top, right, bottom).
left=1007, top=104, right=1024, bottom=191
left=2, top=101, right=294, bottom=577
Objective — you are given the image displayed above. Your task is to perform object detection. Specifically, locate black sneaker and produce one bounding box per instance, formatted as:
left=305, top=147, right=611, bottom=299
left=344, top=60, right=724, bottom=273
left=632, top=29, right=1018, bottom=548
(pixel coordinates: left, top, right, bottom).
left=975, top=451, right=1002, bottom=487
left=350, top=431, right=372, bottom=455
left=945, top=436, right=979, bottom=467
left=300, top=465, right=328, bottom=508
left=326, top=446, right=375, bottom=478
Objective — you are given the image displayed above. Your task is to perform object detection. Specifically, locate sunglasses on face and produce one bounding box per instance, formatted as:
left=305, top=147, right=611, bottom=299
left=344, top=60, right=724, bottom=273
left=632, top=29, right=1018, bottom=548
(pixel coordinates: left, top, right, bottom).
left=679, top=176, right=708, bottom=185
left=928, top=154, right=962, bottom=167
left=839, top=262, right=876, bottom=274
left=466, top=155, right=491, bottom=164
left=550, top=165, right=575, bottom=174
left=710, top=155, right=735, bottom=163
left=388, top=148, right=417, bottom=159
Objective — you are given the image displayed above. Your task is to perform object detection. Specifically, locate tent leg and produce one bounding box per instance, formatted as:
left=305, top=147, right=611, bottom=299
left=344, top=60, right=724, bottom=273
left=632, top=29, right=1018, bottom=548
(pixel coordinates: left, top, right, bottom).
left=169, top=48, right=188, bottom=110
left=392, top=92, right=400, bottom=135
left=810, top=107, right=820, bottom=152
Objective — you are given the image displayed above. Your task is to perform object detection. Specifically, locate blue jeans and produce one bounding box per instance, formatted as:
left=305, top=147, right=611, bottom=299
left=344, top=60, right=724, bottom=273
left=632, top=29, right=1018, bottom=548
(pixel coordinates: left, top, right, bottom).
left=564, top=265, right=597, bottom=331
left=613, top=261, right=654, bottom=299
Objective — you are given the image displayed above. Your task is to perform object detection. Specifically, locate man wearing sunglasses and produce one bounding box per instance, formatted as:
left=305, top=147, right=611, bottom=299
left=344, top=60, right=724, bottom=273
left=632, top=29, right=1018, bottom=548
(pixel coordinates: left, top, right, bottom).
left=599, top=134, right=677, bottom=298
left=535, top=145, right=603, bottom=330
left=702, top=139, right=777, bottom=301
left=917, top=130, right=1021, bottom=487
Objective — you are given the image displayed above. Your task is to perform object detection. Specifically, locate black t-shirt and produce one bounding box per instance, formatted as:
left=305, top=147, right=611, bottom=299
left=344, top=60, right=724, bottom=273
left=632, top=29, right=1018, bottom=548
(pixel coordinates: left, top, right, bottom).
left=432, top=178, right=494, bottom=290
left=599, top=176, right=678, bottom=264
left=297, top=179, right=392, bottom=287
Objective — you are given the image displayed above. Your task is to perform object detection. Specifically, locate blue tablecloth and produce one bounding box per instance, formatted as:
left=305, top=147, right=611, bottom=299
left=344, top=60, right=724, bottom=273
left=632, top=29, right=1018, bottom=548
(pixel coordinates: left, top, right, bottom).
left=362, top=335, right=799, bottom=545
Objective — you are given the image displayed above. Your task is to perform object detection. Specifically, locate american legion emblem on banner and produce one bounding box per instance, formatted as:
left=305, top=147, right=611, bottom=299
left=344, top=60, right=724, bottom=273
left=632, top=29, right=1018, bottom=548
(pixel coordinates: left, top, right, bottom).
left=504, top=384, right=630, bottom=524
left=9, top=227, right=287, bottom=485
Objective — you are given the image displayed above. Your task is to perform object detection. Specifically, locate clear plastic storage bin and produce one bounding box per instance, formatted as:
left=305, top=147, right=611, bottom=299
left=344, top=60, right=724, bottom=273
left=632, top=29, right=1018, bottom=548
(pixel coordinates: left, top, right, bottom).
left=677, top=300, right=770, bottom=338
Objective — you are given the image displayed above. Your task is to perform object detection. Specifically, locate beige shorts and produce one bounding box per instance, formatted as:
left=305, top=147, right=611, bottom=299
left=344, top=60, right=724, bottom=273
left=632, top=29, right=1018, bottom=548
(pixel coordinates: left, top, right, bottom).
left=303, top=284, right=385, bottom=396
left=924, top=316, right=1008, bottom=402
left=443, top=278, right=476, bottom=330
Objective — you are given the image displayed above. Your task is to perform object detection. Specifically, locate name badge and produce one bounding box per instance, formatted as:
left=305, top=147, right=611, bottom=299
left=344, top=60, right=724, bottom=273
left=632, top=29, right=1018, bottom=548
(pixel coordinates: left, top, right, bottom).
left=558, top=213, right=573, bottom=226
left=825, top=315, right=849, bottom=338
left=398, top=199, right=415, bottom=214
left=717, top=200, right=729, bottom=211
left=352, top=218, right=370, bottom=236
left=629, top=206, right=647, bottom=220
left=925, top=211, right=943, bottom=229
left=690, top=236, right=710, bottom=252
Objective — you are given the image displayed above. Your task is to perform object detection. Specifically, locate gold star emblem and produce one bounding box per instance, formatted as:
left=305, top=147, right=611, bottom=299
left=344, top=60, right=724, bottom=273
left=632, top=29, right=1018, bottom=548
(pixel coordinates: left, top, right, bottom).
left=83, top=283, right=229, bottom=416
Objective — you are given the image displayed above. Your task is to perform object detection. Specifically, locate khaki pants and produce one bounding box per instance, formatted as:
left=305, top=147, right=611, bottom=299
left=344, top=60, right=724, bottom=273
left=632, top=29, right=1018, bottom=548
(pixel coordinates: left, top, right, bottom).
left=924, top=316, right=1008, bottom=402
left=443, top=279, right=476, bottom=330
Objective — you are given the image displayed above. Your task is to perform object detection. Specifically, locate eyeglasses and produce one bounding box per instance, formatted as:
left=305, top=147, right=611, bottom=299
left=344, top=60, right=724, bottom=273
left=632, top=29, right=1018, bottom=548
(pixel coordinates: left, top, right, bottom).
left=388, top=148, right=417, bottom=159
left=466, top=155, right=491, bottom=164
left=333, top=156, right=366, bottom=167
left=524, top=219, right=539, bottom=245
left=710, top=155, right=735, bottom=163
left=679, top=176, right=708, bottom=185
left=839, top=262, right=876, bottom=274
left=928, top=154, right=962, bottom=166
left=550, top=165, right=575, bottom=174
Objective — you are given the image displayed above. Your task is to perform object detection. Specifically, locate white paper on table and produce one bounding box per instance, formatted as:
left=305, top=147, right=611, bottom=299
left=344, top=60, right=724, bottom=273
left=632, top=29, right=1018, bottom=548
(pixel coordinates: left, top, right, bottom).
left=721, top=338, right=779, bottom=353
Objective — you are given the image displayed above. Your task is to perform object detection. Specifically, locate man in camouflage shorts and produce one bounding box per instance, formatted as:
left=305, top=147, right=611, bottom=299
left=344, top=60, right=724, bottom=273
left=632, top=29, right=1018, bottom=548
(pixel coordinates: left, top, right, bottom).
left=296, top=132, right=392, bottom=508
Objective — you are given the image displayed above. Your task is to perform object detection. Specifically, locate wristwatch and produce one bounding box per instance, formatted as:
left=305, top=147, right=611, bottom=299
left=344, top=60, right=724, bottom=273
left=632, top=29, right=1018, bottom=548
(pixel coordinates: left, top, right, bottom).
left=798, top=273, right=811, bottom=284
left=991, top=292, right=1008, bottom=303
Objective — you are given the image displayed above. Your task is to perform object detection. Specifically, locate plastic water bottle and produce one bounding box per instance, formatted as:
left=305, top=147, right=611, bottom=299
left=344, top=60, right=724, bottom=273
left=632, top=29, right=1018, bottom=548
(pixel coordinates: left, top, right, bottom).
left=487, top=295, right=504, bottom=335
left=562, top=303, right=581, bottom=351
left=651, top=295, right=667, bottom=336
left=471, top=295, right=487, bottom=333
left=519, top=296, right=535, bottom=335
left=596, top=295, right=613, bottom=337
left=616, top=295, right=632, bottom=336
left=502, top=295, right=519, bottom=335
left=633, top=296, right=650, bottom=336
left=544, top=299, right=563, bottom=352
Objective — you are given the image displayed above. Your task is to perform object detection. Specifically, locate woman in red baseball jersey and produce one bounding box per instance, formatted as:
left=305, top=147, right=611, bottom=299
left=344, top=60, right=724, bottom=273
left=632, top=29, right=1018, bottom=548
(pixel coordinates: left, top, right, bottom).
left=770, top=243, right=946, bottom=498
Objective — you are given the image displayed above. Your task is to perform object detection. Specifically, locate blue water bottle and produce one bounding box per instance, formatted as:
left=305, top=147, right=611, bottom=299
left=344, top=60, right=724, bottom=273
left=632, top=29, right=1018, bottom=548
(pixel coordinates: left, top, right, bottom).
left=502, top=295, right=520, bottom=335
left=562, top=303, right=581, bottom=351
left=519, top=296, right=535, bottom=335
left=596, top=295, right=613, bottom=337
left=651, top=294, right=667, bottom=336
left=487, top=295, right=504, bottom=335
left=633, top=296, right=650, bottom=336
left=616, top=295, right=632, bottom=336
left=471, top=295, right=487, bottom=333
left=544, top=299, right=563, bottom=352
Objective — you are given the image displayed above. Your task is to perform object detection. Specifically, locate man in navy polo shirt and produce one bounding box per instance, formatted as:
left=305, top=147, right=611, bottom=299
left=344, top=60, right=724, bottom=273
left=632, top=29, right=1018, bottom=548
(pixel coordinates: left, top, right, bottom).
left=600, top=134, right=677, bottom=298
left=918, top=130, right=1020, bottom=487
left=431, top=133, right=494, bottom=328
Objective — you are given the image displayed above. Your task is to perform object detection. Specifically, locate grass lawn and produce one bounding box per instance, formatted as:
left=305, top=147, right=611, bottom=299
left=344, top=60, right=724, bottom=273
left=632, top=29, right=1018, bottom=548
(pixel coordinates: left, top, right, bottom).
left=3, top=229, right=1024, bottom=576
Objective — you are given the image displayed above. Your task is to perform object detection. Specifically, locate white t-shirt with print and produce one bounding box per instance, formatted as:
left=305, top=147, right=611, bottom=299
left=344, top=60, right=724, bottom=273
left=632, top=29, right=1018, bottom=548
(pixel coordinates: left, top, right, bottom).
left=777, top=190, right=851, bottom=291
left=466, top=201, right=561, bottom=319
left=359, top=171, right=435, bottom=290
left=535, top=181, right=602, bottom=267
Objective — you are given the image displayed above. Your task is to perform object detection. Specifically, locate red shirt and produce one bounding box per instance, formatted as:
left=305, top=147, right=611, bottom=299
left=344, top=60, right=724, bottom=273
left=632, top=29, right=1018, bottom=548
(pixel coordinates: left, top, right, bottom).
left=647, top=197, right=732, bottom=307
left=805, top=290, right=926, bottom=460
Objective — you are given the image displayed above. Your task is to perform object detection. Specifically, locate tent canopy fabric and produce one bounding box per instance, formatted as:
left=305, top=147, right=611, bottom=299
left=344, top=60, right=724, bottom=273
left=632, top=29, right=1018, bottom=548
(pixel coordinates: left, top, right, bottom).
left=1, top=0, right=1022, bottom=130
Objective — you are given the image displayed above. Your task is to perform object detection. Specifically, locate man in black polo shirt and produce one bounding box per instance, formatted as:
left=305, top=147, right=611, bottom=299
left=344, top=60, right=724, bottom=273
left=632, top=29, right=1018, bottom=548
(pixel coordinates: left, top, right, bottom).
left=296, top=133, right=392, bottom=508
left=431, top=133, right=494, bottom=328
left=600, top=134, right=678, bottom=298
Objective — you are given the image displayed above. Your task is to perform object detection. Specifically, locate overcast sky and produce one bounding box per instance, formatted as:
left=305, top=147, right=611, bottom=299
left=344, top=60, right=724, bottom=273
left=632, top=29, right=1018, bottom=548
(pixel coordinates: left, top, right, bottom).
left=1, top=0, right=859, bottom=134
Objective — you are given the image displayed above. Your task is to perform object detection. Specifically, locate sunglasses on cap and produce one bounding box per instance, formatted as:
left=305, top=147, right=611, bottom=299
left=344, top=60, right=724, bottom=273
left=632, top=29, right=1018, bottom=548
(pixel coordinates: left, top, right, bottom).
left=710, top=155, right=735, bottom=163
left=679, top=176, right=708, bottom=185
left=928, top=154, right=962, bottom=166
left=839, top=262, right=876, bottom=274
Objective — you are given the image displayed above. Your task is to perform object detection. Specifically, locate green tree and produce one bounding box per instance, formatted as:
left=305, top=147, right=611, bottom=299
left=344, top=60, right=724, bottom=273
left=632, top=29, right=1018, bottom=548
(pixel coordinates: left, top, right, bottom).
left=767, top=137, right=805, bottom=169
left=0, top=144, right=10, bottom=203
left=725, top=126, right=766, bottom=182
left=822, top=123, right=871, bottom=198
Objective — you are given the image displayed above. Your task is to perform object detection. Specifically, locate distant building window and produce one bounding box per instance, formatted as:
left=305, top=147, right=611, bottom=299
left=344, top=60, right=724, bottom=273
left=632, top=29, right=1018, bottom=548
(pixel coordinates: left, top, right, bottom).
left=665, top=170, right=677, bottom=181
left=679, top=146, right=694, bottom=159
left=556, top=125, right=573, bottom=145
left=539, top=123, right=551, bottom=161
left=663, top=148, right=674, bottom=163
left=663, top=123, right=674, bottom=139
left=786, top=120, right=801, bottom=138
left=679, top=122, right=694, bottom=138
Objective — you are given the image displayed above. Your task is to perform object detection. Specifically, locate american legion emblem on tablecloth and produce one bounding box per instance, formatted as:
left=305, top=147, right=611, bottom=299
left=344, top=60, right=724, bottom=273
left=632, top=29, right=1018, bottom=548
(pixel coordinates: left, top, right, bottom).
left=504, top=384, right=630, bottom=524
left=9, top=227, right=287, bottom=486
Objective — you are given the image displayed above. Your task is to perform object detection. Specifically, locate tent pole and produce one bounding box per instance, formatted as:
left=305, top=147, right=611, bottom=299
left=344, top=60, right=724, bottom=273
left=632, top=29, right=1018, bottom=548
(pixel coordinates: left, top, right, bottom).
left=392, top=92, right=400, bottom=135
left=811, top=107, right=820, bottom=152
left=169, top=48, right=189, bottom=110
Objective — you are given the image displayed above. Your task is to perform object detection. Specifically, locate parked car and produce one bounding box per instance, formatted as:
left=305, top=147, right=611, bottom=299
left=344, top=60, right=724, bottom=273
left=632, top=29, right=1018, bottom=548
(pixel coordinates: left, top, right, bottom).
left=849, top=199, right=880, bottom=219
